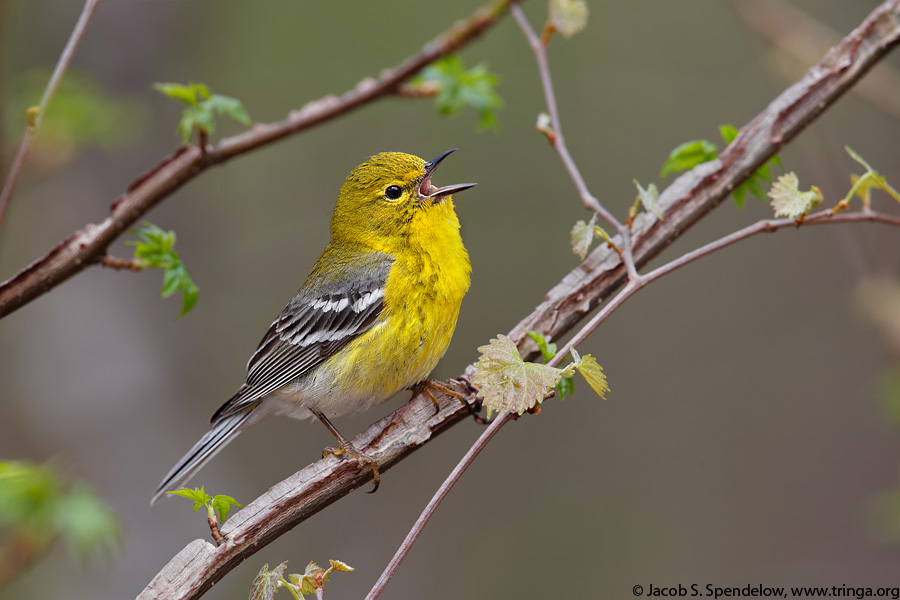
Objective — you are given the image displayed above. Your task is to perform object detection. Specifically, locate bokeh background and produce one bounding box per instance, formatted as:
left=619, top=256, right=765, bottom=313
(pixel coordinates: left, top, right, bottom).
left=3, top=0, right=900, bottom=598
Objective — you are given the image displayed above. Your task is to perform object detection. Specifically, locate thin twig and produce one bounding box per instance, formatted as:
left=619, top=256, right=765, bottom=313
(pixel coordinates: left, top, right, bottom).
left=509, top=5, right=630, bottom=249
left=395, top=83, right=439, bottom=98
left=0, top=532, right=49, bottom=587
left=0, top=0, right=519, bottom=319
left=549, top=279, right=642, bottom=369
left=99, top=255, right=143, bottom=271
left=551, top=209, right=900, bottom=364
left=365, top=411, right=514, bottom=600
left=642, top=209, right=900, bottom=283
left=0, top=0, right=102, bottom=231
left=207, top=517, right=224, bottom=547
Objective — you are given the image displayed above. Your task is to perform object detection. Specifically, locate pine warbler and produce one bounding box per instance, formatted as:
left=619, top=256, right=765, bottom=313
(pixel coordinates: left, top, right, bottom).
left=152, top=150, right=475, bottom=504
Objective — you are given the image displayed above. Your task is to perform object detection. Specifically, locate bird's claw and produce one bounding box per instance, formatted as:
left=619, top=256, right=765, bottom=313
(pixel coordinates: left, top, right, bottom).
left=323, top=442, right=381, bottom=493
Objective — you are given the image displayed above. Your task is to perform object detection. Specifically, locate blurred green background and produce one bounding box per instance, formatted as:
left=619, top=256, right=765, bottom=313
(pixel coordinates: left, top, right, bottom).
left=2, top=0, right=900, bottom=598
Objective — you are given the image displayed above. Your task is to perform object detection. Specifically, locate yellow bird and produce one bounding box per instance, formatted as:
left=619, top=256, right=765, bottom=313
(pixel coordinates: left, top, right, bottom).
left=152, top=150, right=475, bottom=504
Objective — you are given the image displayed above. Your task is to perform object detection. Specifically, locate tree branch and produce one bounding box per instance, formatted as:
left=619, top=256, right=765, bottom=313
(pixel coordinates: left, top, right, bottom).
left=510, top=0, right=900, bottom=358
left=0, top=0, right=518, bottom=319
left=0, top=0, right=102, bottom=231
left=733, top=0, right=900, bottom=121
left=140, top=384, right=478, bottom=600
left=139, top=2, right=900, bottom=598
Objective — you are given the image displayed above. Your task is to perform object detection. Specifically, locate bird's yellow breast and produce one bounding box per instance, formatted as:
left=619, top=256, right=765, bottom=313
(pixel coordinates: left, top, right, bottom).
left=319, top=199, right=470, bottom=406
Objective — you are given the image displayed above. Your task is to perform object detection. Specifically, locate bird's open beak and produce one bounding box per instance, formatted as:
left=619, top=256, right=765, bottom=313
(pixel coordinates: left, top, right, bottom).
left=417, top=148, right=477, bottom=204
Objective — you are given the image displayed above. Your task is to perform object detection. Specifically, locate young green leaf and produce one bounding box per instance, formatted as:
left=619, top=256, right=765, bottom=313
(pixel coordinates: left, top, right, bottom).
left=210, top=494, right=243, bottom=523
left=207, top=94, right=251, bottom=126
left=570, top=213, right=597, bottom=260
left=299, top=562, right=323, bottom=595
left=719, top=124, right=739, bottom=144
left=155, top=82, right=250, bottom=143
left=525, top=330, right=576, bottom=399
left=250, top=562, right=288, bottom=600
left=547, top=0, right=588, bottom=39
left=659, top=139, right=718, bottom=178
left=286, top=558, right=354, bottom=596
left=732, top=183, right=748, bottom=208
left=850, top=172, right=900, bottom=206
left=717, top=124, right=782, bottom=207
left=767, top=172, right=823, bottom=219
left=556, top=375, right=574, bottom=400
left=573, top=352, right=610, bottom=399
left=177, top=104, right=216, bottom=142
left=471, top=335, right=576, bottom=417
left=153, top=82, right=209, bottom=106
left=127, top=222, right=199, bottom=316
left=412, top=56, right=503, bottom=131
left=846, top=145, right=875, bottom=172
left=166, top=487, right=242, bottom=525
left=548, top=0, right=589, bottom=38
left=160, top=263, right=199, bottom=315
left=526, top=329, right=558, bottom=362
left=660, top=124, right=781, bottom=211
left=166, top=486, right=212, bottom=513
left=633, top=180, right=664, bottom=221
left=746, top=177, right=767, bottom=202
left=130, top=222, right=175, bottom=262
left=843, top=146, right=900, bottom=206
left=57, top=484, right=121, bottom=558
left=327, top=559, right=354, bottom=574
left=0, top=461, right=120, bottom=563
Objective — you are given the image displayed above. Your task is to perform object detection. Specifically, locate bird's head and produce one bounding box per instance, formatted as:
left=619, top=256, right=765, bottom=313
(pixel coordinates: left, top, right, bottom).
left=331, top=150, right=476, bottom=248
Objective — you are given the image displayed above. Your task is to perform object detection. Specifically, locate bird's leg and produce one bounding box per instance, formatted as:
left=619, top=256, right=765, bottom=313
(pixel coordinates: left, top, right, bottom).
left=412, top=379, right=464, bottom=412
left=412, top=378, right=488, bottom=424
left=311, top=408, right=380, bottom=493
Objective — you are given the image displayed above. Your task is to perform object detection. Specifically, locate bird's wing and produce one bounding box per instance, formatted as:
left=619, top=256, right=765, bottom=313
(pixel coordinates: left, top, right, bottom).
left=211, top=251, right=394, bottom=422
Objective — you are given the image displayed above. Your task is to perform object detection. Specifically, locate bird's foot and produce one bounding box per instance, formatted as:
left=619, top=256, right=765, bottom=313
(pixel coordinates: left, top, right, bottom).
left=323, top=441, right=381, bottom=493
left=413, top=378, right=487, bottom=424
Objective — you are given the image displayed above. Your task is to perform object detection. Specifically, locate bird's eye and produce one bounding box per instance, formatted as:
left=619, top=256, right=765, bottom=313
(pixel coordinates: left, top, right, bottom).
left=385, top=185, right=403, bottom=200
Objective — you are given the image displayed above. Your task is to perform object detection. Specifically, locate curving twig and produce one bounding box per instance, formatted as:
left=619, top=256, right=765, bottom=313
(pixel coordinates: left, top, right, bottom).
left=509, top=4, right=641, bottom=280
left=551, top=209, right=900, bottom=366
left=0, top=0, right=518, bottom=319
left=0, top=0, right=102, bottom=231
left=365, top=410, right=515, bottom=600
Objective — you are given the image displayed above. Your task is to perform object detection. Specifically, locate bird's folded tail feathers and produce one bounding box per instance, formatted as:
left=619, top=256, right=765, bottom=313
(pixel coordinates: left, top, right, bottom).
left=150, top=411, right=250, bottom=505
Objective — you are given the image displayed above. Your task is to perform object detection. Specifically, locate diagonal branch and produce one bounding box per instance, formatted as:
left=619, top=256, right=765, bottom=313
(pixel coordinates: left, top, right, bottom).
left=0, top=0, right=102, bottom=231
left=139, top=2, right=900, bottom=598
left=0, top=0, right=518, bottom=319
left=510, top=0, right=900, bottom=357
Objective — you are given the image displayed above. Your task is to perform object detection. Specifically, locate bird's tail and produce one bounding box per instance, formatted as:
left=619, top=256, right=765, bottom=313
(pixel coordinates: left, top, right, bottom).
left=151, top=411, right=250, bottom=505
